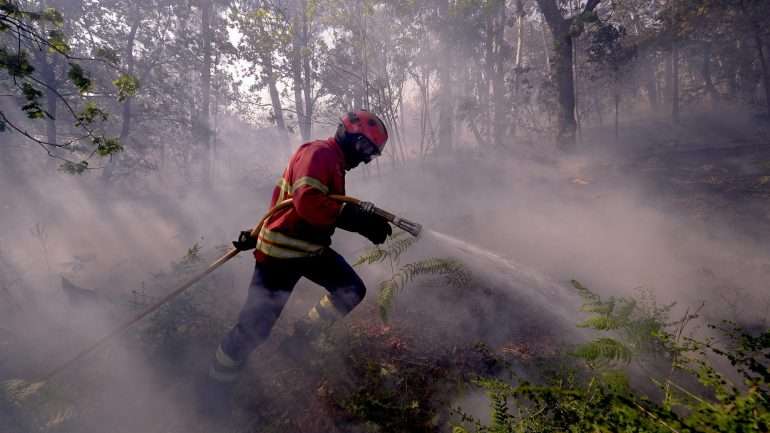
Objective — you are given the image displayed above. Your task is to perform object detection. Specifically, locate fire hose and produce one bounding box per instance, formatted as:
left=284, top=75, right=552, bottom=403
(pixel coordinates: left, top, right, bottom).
left=28, top=195, right=421, bottom=385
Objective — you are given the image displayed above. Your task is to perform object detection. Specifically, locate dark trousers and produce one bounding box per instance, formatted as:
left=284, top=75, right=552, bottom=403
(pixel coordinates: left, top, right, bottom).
left=217, top=248, right=366, bottom=367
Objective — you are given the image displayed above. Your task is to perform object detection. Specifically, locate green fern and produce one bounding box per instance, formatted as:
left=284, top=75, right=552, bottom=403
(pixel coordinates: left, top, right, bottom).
left=378, top=258, right=470, bottom=322
left=489, top=392, right=510, bottom=433
left=573, top=337, right=632, bottom=368
left=353, top=230, right=418, bottom=266
left=353, top=245, right=388, bottom=266
left=577, top=315, right=626, bottom=331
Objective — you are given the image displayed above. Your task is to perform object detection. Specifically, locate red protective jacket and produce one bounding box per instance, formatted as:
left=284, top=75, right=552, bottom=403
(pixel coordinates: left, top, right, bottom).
left=255, top=137, right=346, bottom=261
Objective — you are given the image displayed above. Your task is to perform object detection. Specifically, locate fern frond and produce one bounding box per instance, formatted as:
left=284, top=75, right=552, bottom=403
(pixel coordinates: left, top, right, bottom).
left=386, top=236, right=419, bottom=260
left=601, top=369, right=631, bottom=393
left=573, top=337, right=632, bottom=368
left=490, top=392, right=509, bottom=432
left=353, top=229, right=418, bottom=267
left=572, top=280, right=600, bottom=303
left=377, top=258, right=470, bottom=322
left=578, top=315, right=626, bottom=331
left=353, top=245, right=387, bottom=266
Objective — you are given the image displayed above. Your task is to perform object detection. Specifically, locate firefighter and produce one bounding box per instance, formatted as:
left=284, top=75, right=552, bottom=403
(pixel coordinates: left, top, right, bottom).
left=198, top=110, right=392, bottom=417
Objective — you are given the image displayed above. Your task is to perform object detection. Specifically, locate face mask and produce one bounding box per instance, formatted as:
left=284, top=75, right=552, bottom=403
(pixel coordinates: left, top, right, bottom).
left=353, top=136, right=381, bottom=164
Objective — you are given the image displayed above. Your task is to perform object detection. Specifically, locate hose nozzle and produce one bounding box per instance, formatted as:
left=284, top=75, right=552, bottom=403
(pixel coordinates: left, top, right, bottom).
left=391, top=216, right=422, bottom=238
left=354, top=199, right=422, bottom=238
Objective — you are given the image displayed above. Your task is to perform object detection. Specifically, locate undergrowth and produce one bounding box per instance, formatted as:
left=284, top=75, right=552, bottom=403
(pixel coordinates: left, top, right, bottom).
left=452, top=281, right=770, bottom=433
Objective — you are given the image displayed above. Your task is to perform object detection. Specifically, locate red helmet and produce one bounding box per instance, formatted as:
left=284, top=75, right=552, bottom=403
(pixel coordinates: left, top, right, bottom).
left=338, top=110, right=388, bottom=153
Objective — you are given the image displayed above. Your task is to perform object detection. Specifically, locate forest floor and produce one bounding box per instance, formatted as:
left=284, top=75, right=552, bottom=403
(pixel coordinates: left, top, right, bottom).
left=2, top=112, right=769, bottom=433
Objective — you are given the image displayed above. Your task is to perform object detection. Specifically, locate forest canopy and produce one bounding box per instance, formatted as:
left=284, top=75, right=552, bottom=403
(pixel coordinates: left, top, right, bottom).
left=1, top=0, right=768, bottom=176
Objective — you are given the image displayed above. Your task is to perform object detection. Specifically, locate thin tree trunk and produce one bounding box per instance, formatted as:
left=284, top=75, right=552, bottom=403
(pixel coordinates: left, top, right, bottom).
left=120, top=15, right=140, bottom=141
left=702, top=42, right=719, bottom=110
left=672, top=40, right=680, bottom=123
left=512, top=0, right=525, bottom=132
left=437, top=0, right=455, bottom=151
left=199, top=0, right=213, bottom=185
left=573, top=34, right=581, bottom=144
left=614, top=73, right=620, bottom=142
left=540, top=20, right=551, bottom=75
left=291, top=23, right=307, bottom=141
left=554, top=32, right=577, bottom=148
left=752, top=26, right=770, bottom=117
left=40, top=58, right=57, bottom=148
left=492, top=0, right=507, bottom=147
left=645, top=54, right=659, bottom=110
left=264, top=60, right=289, bottom=155
left=483, top=7, right=494, bottom=143
left=740, top=0, right=770, bottom=117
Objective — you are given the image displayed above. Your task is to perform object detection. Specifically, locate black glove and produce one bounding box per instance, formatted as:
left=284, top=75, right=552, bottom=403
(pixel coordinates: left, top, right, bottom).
left=337, top=203, right=392, bottom=245
left=232, top=230, right=257, bottom=251
left=359, top=215, right=392, bottom=245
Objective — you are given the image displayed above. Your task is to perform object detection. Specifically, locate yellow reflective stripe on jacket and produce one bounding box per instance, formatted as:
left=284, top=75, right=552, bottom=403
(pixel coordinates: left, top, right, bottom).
left=256, top=240, right=311, bottom=259
left=292, top=176, right=329, bottom=194
left=260, top=228, right=324, bottom=253
left=256, top=227, right=325, bottom=259
left=276, top=177, right=292, bottom=202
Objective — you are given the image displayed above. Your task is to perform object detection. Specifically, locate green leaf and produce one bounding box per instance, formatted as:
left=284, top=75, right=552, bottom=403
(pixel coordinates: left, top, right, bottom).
left=113, top=74, right=139, bottom=102
left=59, top=160, right=89, bottom=175
left=601, top=370, right=630, bottom=393
left=42, top=7, right=64, bottom=27
left=93, top=136, right=122, bottom=156
left=76, top=101, right=108, bottom=125
left=68, top=63, right=92, bottom=93
left=1, top=49, right=35, bottom=77
left=47, top=30, right=70, bottom=54
left=21, top=82, right=43, bottom=101
left=21, top=102, right=47, bottom=119
left=93, top=47, right=119, bottom=65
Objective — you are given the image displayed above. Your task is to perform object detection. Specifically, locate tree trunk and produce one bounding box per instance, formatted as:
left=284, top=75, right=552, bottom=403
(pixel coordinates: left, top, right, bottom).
left=614, top=74, right=620, bottom=143
left=536, top=0, right=600, bottom=151
left=644, top=53, right=659, bottom=110
left=671, top=40, right=680, bottom=123
left=739, top=0, right=770, bottom=117
left=264, top=60, right=289, bottom=154
left=39, top=58, right=57, bottom=148
left=752, top=25, right=770, bottom=117
left=301, top=2, right=314, bottom=139
left=572, top=33, right=581, bottom=144
left=436, top=0, right=454, bottom=151
left=483, top=7, right=494, bottom=143
left=540, top=20, right=551, bottom=75
left=554, top=32, right=577, bottom=149
left=512, top=0, right=526, bottom=133
left=492, top=0, right=507, bottom=147
left=199, top=0, right=213, bottom=186
left=291, top=10, right=309, bottom=141
left=120, top=14, right=140, bottom=141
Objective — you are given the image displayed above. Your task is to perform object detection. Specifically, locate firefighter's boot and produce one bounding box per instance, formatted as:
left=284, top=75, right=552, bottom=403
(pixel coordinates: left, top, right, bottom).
left=196, top=375, right=233, bottom=420
left=197, top=345, right=243, bottom=420
left=279, top=294, right=342, bottom=361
